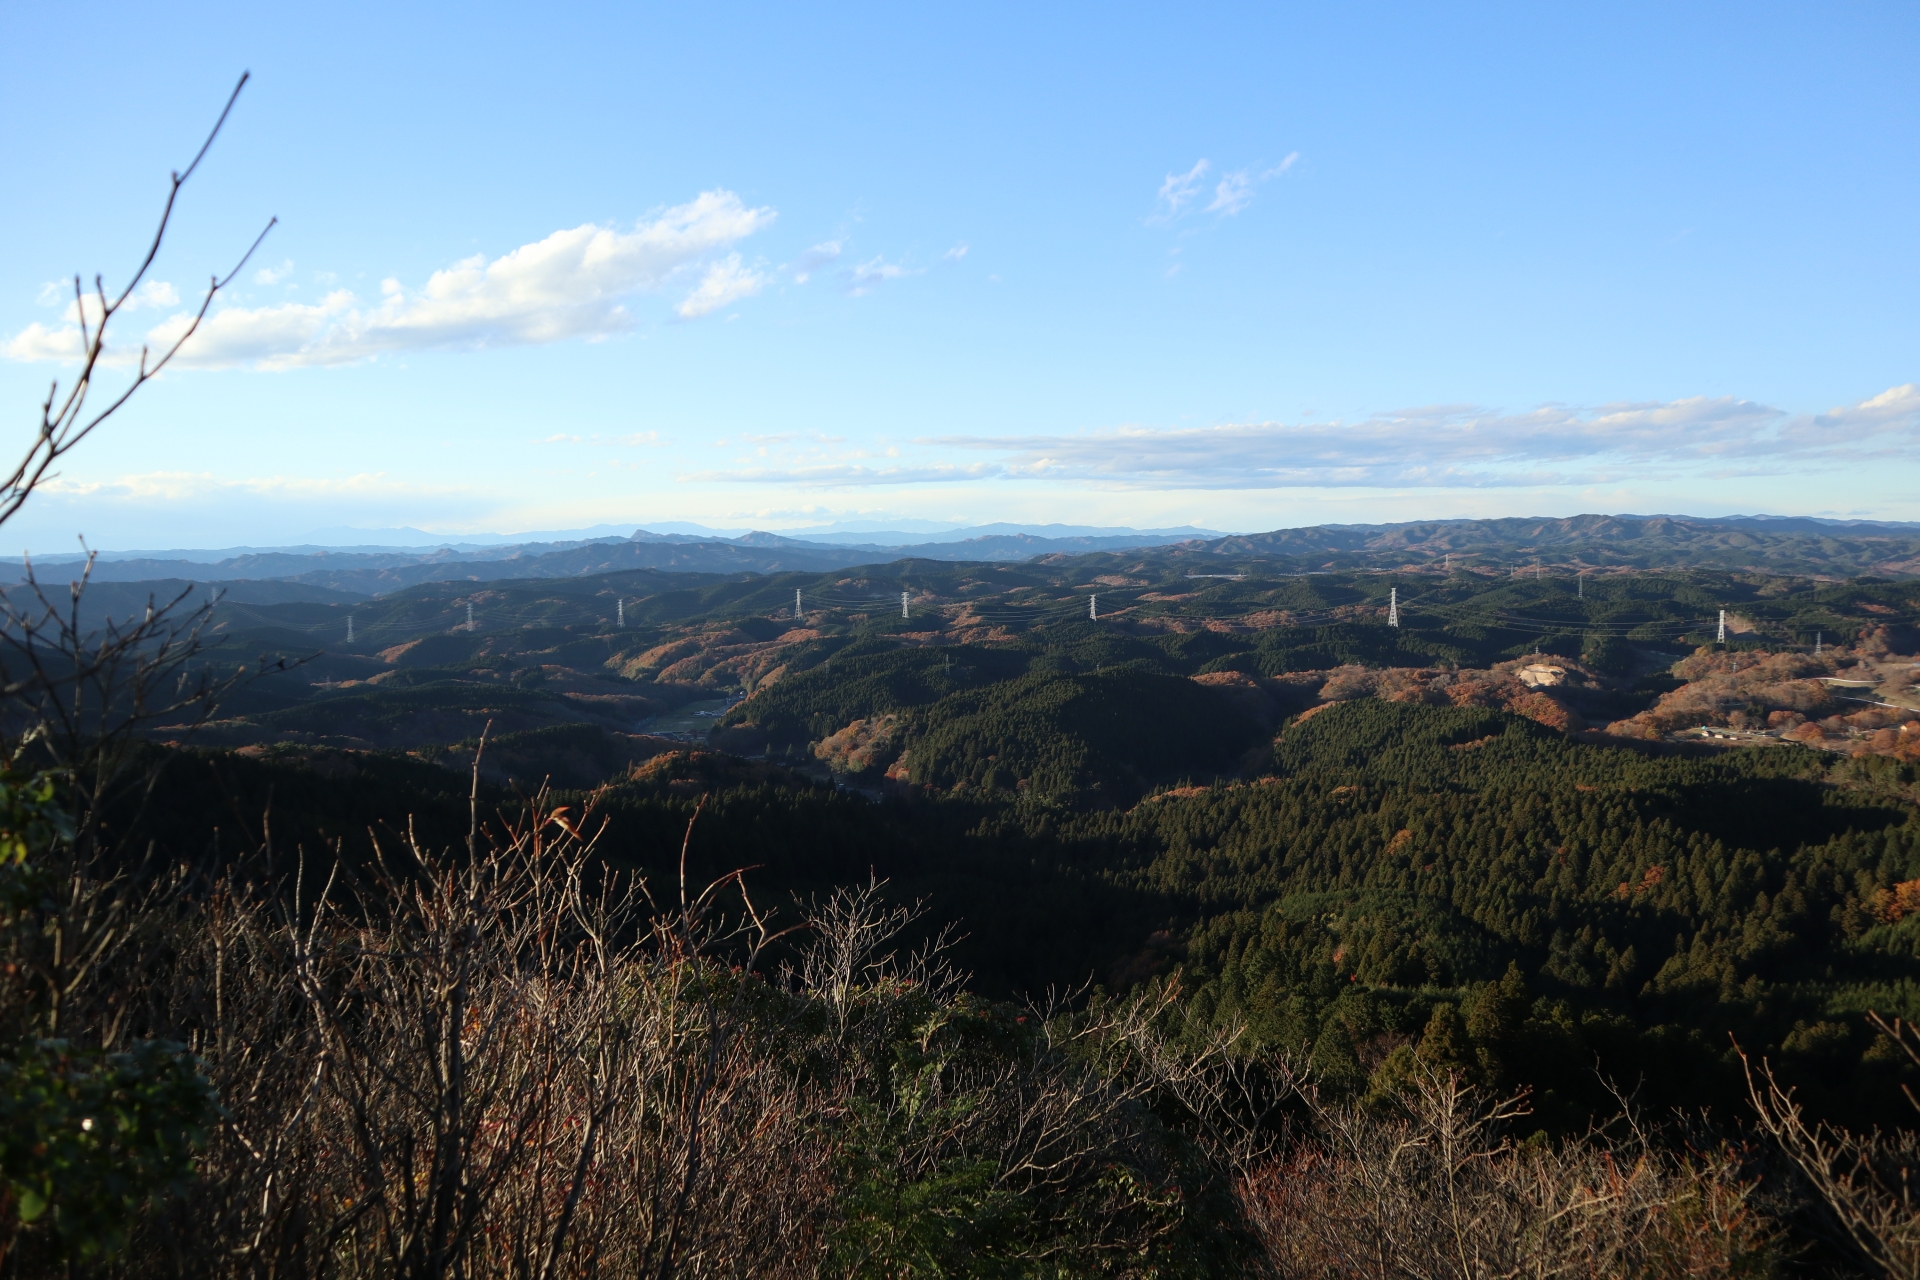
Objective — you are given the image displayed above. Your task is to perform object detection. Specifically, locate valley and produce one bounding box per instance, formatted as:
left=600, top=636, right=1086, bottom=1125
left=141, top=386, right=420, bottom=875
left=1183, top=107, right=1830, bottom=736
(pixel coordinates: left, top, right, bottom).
left=65, top=548, right=1915, bottom=1136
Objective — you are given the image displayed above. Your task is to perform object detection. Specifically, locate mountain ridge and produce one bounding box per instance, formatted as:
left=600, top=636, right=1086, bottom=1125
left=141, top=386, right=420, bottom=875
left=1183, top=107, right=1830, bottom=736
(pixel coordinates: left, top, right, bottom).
left=10, top=512, right=1920, bottom=598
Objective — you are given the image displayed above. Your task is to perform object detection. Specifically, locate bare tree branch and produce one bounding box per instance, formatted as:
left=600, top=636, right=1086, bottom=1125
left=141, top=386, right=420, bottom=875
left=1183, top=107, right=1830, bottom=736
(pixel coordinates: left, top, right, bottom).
left=7, top=73, right=274, bottom=532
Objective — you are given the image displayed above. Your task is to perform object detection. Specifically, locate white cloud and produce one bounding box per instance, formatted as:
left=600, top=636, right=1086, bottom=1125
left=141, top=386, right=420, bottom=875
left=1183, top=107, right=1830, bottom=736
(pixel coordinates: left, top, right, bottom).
left=253, top=260, right=294, bottom=286
left=686, top=385, right=1920, bottom=491
left=1207, top=171, right=1255, bottom=215
left=127, top=280, right=181, bottom=310
left=686, top=461, right=1003, bottom=487
left=1221, top=152, right=1301, bottom=212
left=791, top=240, right=842, bottom=283
left=1160, top=153, right=1299, bottom=222
left=541, top=431, right=666, bottom=447
left=4, top=190, right=775, bottom=371
left=1153, top=160, right=1211, bottom=223
left=913, top=387, right=1920, bottom=490
left=846, top=256, right=917, bottom=295
left=2, top=280, right=188, bottom=361
left=943, top=243, right=970, bottom=261
left=142, top=290, right=357, bottom=369
left=676, top=253, right=765, bottom=318
left=36, top=469, right=461, bottom=504
left=2, top=322, right=83, bottom=363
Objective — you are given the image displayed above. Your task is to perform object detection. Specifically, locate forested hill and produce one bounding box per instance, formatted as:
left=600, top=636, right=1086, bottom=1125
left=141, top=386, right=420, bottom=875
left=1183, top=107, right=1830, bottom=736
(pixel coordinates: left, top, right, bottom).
left=1117, top=701, right=1920, bottom=1131
left=1178, top=513, right=1920, bottom=576
left=75, top=557, right=1919, bottom=1145
left=14, top=512, right=1920, bottom=598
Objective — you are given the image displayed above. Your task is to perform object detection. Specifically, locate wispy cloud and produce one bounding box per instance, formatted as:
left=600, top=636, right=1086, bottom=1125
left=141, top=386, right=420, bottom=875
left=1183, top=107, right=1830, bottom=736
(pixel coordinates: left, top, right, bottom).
left=676, top=253, right=765, bottom=318
left=4, top=278, right=189, bottom=362
left=1153, top=160, right=1211, bottom=222
left=917, top=386, right=1920, bottom=489
left=845, top=256, right=918, bottom=295
left=252, top=260, right=295, bottom=286
left=36, top=469, right=466, bottom=504
left=943, top=243, right=970, bottom=261
left=791, top=240, right=842, bottom=284
left=1158, top=152, right=1300, bottom=222
left=686, top=461, right=1003, bottom=487
left=685, top=385, right=1920, bottom=491
left=1206, top=171, right=1255, bottom=215
left=541, top=431, right=665, bottom=447
left=3, top=190, right=776, bottom=370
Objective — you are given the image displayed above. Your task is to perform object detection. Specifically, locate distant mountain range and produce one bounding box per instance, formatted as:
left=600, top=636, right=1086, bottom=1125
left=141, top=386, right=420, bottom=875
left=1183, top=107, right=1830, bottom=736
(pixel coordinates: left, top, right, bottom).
left=4, top=525, right=1224, bottom=596
left=6, top=514, right=1919, bottom=599
left=33, top=522, right=1219, bottom=563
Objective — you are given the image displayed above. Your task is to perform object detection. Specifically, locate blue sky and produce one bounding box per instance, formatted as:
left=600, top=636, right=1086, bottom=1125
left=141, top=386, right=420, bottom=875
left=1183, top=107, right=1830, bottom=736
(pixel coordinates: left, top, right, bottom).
left=2, top=1, right=1916, bottom=550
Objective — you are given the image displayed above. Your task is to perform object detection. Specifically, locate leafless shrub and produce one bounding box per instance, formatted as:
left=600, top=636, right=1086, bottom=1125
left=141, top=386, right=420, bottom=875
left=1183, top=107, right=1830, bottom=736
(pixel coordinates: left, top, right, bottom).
left=103, top=781, right=838, bottom=1279
left=789, top=885, right=1284, bottom=1272
left=0, top=74, right=288, bottom=1049
left=794, top=877, right=964, bottom=1033
left=73, top=787, right=820, bottom=1278
left=1742, top=1018, right=1920, bottom=1279
left=1241, top=1064, right=1782, bottom=1279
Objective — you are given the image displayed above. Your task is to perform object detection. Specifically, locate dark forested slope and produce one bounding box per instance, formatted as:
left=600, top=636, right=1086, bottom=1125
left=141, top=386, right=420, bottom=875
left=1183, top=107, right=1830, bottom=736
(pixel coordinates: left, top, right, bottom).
left=46, top=556, right=1920, bottom=1143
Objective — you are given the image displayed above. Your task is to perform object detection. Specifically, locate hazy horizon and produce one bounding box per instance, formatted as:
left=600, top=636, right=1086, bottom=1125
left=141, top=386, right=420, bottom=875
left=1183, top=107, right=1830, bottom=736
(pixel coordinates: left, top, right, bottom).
left=15, top=510, right=1920, bottom=564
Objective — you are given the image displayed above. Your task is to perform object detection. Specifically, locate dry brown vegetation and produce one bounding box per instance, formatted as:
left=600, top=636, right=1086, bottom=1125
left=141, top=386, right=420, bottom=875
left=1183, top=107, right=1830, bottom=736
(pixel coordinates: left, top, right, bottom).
left=1604, top=634, right=1920, bottom=760
left=1744, top=1013, right=1920, bottom=1280
left=1241, top=1070, right=1787, bottom=1279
